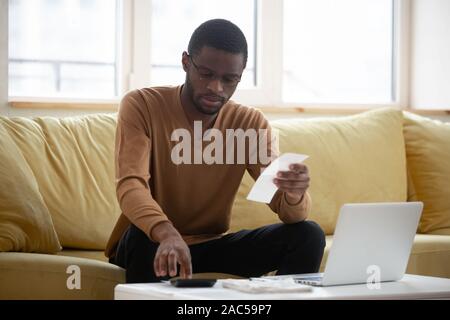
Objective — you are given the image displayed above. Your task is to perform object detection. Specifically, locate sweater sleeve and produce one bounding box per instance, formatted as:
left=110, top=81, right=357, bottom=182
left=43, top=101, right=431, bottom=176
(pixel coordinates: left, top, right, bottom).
left=115, top=91, right=172, bottom=241
left=246, top=111, right=311, bottom=223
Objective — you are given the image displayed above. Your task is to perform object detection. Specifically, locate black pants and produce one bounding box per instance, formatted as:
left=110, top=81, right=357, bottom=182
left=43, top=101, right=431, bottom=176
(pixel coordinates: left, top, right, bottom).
left=110, top=221, right=326, bottom=283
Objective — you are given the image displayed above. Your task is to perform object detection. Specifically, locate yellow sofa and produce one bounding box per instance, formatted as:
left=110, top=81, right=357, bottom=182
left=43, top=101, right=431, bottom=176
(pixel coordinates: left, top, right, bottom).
left=1, top=108, right=449, bottom=300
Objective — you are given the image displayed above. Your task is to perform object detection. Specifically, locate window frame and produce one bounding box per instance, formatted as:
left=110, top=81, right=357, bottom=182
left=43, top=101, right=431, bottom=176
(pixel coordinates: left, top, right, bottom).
left=275, top=0, right=409, bottom=109
left=8, top=0, right=412, bottom=111
left=126, top=0, right=411, bottom=109
left=8, top=0, right=124, bottom=102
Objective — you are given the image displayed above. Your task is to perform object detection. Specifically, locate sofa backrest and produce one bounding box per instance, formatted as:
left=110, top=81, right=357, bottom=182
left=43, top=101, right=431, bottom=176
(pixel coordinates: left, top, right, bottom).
left=2, top=107, right=448, bottom=252
left=0, top=121, right=61, bottom=253
left=230, top=108, right=408, bottom=235
left=0, top=114, right=120, bottom=250
left=403, top=112, right=450, bottom=235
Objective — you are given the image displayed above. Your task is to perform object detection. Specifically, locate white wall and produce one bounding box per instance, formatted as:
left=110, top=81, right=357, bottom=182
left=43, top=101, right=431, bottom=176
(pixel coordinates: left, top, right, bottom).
left=410, top=0, right=450, bottom=109
left=0, top=0, right=8, bottom=115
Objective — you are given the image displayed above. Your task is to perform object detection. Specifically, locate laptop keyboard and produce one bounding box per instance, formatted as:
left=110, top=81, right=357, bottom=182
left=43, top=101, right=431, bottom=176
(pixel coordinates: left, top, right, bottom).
left=294, top=276, right=323, bottom=282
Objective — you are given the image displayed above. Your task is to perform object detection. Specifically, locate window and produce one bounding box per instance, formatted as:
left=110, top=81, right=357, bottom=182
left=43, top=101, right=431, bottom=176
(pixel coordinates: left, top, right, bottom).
left=9, top=0, right=120, bottom=99
left=149, top=0, right=257, bottom=88
left=8, top=0, right=403, bottom=108
left=283, top=0, right=394, bottom=104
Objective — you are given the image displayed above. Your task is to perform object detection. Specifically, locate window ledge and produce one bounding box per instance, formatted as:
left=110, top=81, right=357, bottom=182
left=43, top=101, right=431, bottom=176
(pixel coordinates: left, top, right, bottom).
left=9, top=100, right=119, bottom=111
left=7, top=100, right=450, bottom=116
left=257, top=106, right=450, bottom=116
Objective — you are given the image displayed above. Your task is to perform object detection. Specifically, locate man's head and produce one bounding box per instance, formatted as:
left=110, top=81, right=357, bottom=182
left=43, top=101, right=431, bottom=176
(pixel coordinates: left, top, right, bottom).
left=182, top=19, right=248, bottom=115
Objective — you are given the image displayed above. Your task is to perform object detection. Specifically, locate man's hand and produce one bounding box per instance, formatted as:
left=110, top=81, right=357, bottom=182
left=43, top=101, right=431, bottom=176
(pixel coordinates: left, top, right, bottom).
left=273, top=163, right=310, bottom=204
left=151, top=222, right=192, bottom=279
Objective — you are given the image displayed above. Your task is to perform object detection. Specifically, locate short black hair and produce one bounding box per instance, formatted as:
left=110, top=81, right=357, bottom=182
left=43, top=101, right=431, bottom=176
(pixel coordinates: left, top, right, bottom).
left=188, top=19, right=248, bottom=67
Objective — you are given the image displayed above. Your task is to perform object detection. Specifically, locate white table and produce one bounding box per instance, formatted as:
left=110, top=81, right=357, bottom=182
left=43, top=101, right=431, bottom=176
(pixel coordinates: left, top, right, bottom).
left=115, top=274, right=450, bottom=300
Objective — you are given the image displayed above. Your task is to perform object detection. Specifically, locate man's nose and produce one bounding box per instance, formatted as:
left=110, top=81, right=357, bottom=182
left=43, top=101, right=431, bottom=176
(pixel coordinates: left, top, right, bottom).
left=206, top=77, right=224, bottom=93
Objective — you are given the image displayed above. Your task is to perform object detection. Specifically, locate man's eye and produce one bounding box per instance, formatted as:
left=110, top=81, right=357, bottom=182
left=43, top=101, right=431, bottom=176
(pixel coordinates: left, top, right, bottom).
left=224, top=77, right=240, bottom=84
left=198, top=71, right=213, bottom=78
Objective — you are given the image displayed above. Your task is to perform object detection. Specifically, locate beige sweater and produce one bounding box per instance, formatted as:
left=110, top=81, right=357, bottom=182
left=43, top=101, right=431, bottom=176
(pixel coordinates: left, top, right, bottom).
left=105, top=86, right=311, bottom=258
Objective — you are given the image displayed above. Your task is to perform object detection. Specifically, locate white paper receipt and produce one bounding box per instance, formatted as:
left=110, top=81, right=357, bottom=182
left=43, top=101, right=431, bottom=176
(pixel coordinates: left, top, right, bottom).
left=246, top=153, right=309, bottom=203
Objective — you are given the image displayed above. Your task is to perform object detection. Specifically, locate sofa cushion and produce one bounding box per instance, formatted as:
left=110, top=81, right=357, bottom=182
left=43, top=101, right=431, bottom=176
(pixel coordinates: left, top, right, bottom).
left=319, top=234, right=450, bottom=279
left=0, top=114, right=121, bottom=250
left=403, top=112, right=450, bottom=235
left=57, top=250, right=109, bottom=262
left=0, top=252, right=125, bottom=299
left=406, top=234, right=450, bottom=278
left=231, top=108, right=407, bottom=235
left=0, top=119, right=61, bottom=253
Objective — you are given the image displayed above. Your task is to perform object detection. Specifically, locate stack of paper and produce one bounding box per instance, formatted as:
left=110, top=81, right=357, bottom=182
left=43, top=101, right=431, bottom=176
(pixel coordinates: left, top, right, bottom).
left=221, top=278, right=312, bottom=294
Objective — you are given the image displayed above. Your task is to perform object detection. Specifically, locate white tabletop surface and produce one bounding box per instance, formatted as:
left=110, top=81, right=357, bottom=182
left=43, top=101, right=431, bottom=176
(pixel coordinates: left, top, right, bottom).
left=115, top=274, right=450, bottom=300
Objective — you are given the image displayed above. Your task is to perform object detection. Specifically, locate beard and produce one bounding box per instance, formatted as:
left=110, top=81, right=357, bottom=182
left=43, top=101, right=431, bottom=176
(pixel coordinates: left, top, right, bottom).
left=184, top=75, right=227, bottom=115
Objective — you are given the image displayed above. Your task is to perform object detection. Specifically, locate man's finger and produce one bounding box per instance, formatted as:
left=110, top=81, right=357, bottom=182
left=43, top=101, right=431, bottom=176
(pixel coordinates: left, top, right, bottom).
left=276, top=170, right=309, bottom=180
left=274, top=179, right=310, bottom=188
left=168, top=251, right=178, bottom=277
left=289, top=163, right=308, bottom=173
left=153, top=254, right=160, bottom=276
left=179, top=254, right=192, bottom=279
left=180, top=261, right=193, bottom=279
left=278, top=187, right=308, bottom=194
left=274, top=174, right=310, bottom=183
left=276, top=171, right=300, bottom=180
left=158, top=251, right=168, bottom=277
left=277, top=186, right=309, bottom=193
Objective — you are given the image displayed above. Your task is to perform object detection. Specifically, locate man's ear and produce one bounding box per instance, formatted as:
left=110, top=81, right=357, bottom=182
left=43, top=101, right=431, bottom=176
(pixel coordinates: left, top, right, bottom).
left=181, top=51, right=189, bottom=72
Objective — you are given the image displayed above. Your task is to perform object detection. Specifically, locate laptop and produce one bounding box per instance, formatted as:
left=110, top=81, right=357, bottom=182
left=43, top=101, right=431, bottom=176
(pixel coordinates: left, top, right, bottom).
left=266, top=202, right=423, bottom=286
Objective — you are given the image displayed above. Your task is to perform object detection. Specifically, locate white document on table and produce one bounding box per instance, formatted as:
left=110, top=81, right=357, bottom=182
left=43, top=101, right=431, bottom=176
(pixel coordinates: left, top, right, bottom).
left=221, top=278, right=312, bottom=294
left=246, top=153, right=309, bottom=204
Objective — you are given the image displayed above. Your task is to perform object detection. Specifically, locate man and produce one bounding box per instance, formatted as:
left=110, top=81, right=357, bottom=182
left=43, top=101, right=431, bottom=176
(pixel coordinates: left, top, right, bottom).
left=106, top=19, right=325, bottom=283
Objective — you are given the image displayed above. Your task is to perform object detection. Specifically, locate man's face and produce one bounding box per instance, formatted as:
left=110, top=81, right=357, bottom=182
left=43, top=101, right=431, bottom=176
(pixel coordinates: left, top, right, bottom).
left=182, top=46, right=245, bottom=115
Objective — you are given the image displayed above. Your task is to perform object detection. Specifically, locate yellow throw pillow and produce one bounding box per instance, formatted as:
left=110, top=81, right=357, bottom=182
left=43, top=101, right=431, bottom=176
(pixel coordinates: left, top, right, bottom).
left=0, top=114, right=121, bottom=250
left=0, top=120, right=61, bottom=253
left=231, top=108, right=407, bottom=235
left=403, top=112, right=450, bottom=235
